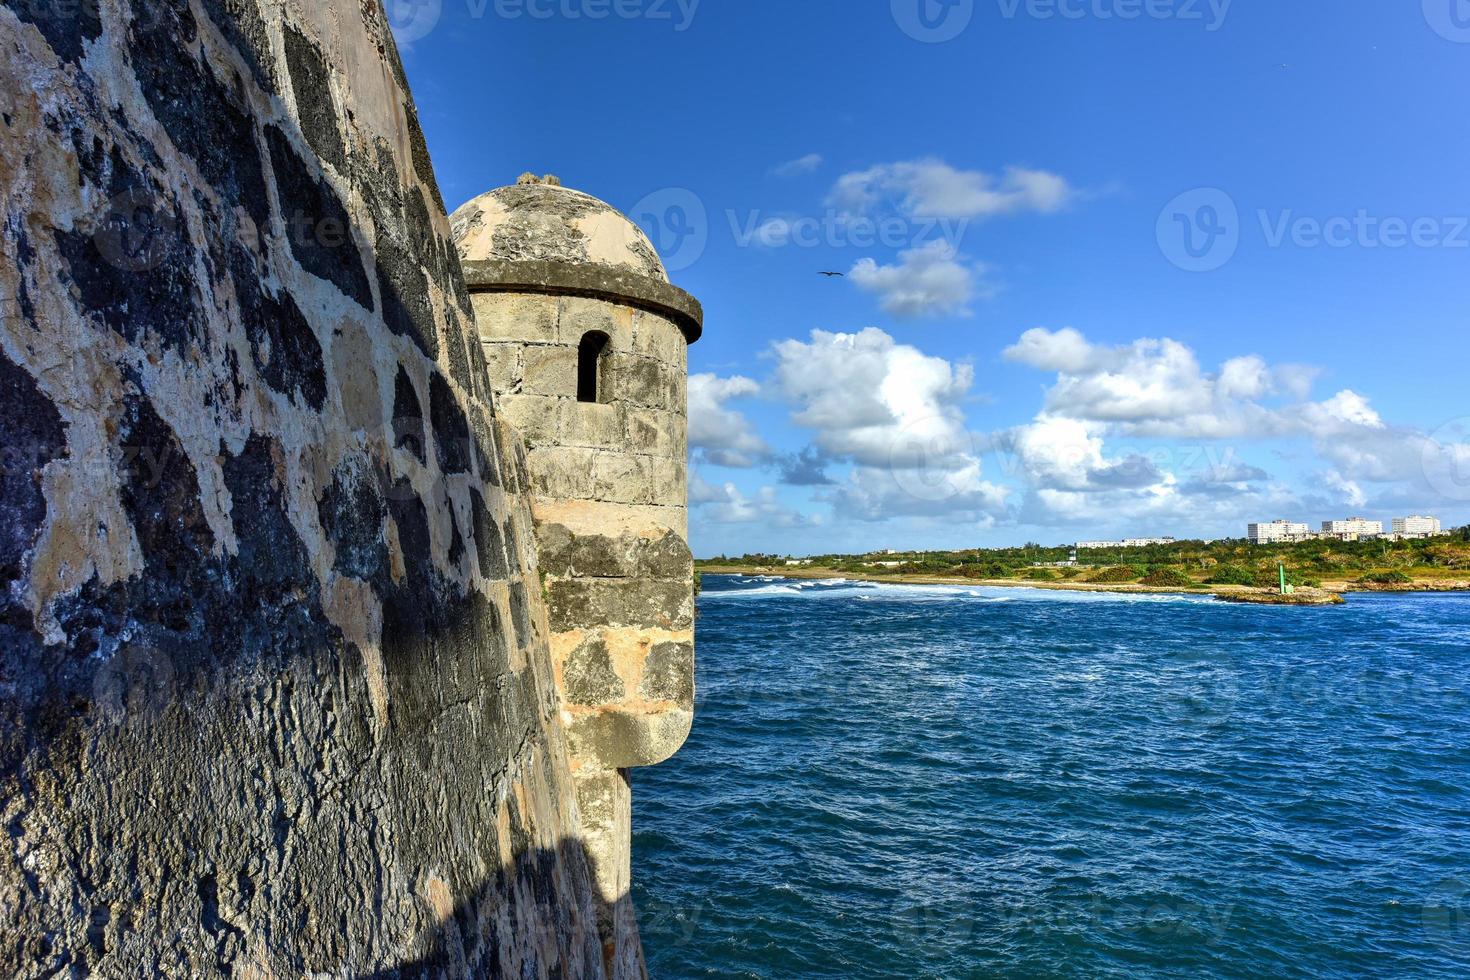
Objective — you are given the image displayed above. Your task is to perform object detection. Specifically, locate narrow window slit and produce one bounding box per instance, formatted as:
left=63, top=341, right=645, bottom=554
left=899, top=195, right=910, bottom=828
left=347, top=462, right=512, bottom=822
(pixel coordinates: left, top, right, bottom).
left=577, top=331, right=610, bottom=403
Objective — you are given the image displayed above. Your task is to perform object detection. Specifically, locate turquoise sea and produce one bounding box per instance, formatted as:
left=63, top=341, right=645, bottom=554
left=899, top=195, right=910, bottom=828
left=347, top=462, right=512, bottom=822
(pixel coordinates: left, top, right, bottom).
left=633, top=575, right=1470, bottom=978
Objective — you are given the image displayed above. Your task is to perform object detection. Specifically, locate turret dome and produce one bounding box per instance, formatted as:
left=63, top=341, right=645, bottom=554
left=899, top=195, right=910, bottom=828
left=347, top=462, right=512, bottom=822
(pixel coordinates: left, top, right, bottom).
left=450, top=174, right=702, bottom=343
left=450, top=173, right=668, bottom=282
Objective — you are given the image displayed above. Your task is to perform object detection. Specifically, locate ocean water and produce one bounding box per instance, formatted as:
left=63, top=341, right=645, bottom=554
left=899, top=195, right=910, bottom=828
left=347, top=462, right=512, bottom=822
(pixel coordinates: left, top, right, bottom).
left=632, top=575, right=1470, bottom=978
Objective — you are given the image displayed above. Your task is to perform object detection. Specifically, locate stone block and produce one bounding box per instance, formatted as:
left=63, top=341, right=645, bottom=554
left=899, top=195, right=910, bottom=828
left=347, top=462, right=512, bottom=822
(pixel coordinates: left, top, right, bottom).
left=561, top=636, right=626, bottom=706
left=536, top=519, right=692, bottom=580
left=607, top=354, right=664, bottom=409
left=546, top=578, right=694, bottom=632
left=561, top=401, right=625, bottom=450
left=630, top=310, right=687, bottom=364
left=498, top=393, right=564, bottom=446
left=647, top=457, right=687, bottom=508
left=588, top=451, right=638, bottom=503
left=624, top=406, right=678, bottom=457
left=519, top=344, right=577, bottom=397
left=526, top=445, right=598, bottom=499
left=566, top=705, right=694, bottom=770
left=557, top=294, right=633, bottom=349
left=639, top=640, right=694, bottom=706
left=479, top=342, right=521, bottom=396
left=473, top=291, right=559, bottom=343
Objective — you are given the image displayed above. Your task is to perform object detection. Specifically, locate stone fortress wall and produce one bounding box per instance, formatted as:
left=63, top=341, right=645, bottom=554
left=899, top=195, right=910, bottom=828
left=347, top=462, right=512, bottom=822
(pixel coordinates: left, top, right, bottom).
left=452, top=177, right=701, bottom=977
left=0, top=1, right=692, bottom=977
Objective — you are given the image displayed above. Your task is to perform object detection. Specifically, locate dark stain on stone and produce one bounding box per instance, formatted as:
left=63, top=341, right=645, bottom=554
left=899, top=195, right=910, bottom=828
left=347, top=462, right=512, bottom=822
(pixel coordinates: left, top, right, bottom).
left=11, top=222, right=37, bottom=326
left=229, top=245, right=326, bottom=410
left=444, top=307, right=473, bottom=395
left=447, top=499, right=465, bottom=568
left=392, top=366, right=426, bottom=463
left=199, top=0, right=275, bottom=89
left=53, top=149, right=201, bottom=353
left=116, top=389, right=214, bottom=577
left=508, top=581, right=531, bottom=651
left=129, top=3, right=269, bottom=232
left=563, top=637, right=624, bottom=705
left=468, top=489, right=507, bottom=582
left=265, top=124, right=373, bottom=311
left=428, top=373, right=471, bottom=476
left=403, top=101, right=446, bottom=216
left=472, top=410, right=500, bottom=489
left=282, top=25, right=346, bottom=174
left=374, top=228, right=437, bottom=360
left=318, top=463, right=389, bottom=587
left=639, top=641, right=694, bottom=704
left=0, top=348, right=67, bottom=626
left=2, top=0, right=102, bottom=64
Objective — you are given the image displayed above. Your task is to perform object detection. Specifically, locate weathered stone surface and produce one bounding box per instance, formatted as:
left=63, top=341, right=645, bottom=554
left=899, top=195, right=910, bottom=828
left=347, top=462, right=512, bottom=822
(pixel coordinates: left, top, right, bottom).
left=563, top=637, right=627, bottom=705
left=640, top=641, right=695, bottom=704
left=547, top=579, right=694, bottom=633
left=0, top=2, right=618, bottom=976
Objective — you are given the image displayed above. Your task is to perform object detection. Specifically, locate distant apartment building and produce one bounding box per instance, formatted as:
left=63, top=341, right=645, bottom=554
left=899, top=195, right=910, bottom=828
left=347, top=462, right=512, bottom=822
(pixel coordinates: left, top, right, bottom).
left=1076, top=537, right=1177, bottom=549
left=1320, top=517, right=1384, bottom=540
left=1392, top=516, right=1442, bottom=538
left=1248, top=520, right=1312, bottom=544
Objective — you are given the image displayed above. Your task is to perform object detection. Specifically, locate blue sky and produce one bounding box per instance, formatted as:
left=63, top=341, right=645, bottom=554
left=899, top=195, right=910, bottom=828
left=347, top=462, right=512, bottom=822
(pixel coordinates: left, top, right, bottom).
left=396, top=0, right=1470, bottom=556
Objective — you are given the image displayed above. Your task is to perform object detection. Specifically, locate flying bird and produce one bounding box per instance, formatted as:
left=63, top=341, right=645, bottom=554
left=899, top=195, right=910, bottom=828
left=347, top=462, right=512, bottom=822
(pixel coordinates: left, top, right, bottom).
left=819, top=271, right=845, bottom=277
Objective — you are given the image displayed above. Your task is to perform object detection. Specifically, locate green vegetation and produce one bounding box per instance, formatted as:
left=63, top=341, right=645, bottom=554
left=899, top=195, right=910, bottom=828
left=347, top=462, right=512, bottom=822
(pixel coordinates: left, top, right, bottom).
left=698, top=529, right=1470, bottom=594
left=1207, top=564, right=1256, bottom=586
left=1139, top=567, right=1199, bottom=588
left=1089, top=566, right=1144, bottom=584
left=1358, top=570, right=1412, bottom=585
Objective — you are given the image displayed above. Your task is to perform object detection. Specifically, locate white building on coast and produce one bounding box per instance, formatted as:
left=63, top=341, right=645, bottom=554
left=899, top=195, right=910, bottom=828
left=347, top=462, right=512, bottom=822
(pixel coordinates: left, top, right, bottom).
left=1248, top=520, right=1312, bottom=544
left=1392, top=516, right=1442, bottom=537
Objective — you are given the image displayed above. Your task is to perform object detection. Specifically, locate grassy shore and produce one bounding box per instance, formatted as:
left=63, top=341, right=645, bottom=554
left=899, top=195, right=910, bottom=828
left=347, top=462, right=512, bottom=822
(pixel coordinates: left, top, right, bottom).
left=697, top=563, right=1468, bottom=605
left=698, top=532, right=1470, bottom=605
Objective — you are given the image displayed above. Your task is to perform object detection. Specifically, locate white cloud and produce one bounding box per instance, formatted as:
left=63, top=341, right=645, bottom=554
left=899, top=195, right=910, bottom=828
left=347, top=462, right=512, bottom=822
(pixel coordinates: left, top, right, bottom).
left=1002, top=325, right=1470, bottom=527
left=772, top=153, right=824, bottom=178
left=771, top=328, right=974, bottom=467
left=688, top=373, right=768, bottom=467
left=849, top=241, right=992, bottom=318
left=1002, top=327, right=1304, bottom=438
left=770, top=328, right=1008, bottom=522
left=694, top=481, right=815, bottom=527
left=830, top=159, right=1072, bottom=220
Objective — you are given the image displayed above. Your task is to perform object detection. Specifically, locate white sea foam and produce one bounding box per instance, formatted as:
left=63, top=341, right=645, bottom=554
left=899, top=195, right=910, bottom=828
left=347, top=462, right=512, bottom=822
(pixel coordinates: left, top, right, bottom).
left=703, top=575, right=1216, bottom=605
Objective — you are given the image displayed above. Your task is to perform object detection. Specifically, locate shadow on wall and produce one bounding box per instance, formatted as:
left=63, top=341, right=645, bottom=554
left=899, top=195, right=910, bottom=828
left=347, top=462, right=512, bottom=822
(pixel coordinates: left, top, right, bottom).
left=361, top=838, right=637, bottom=979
